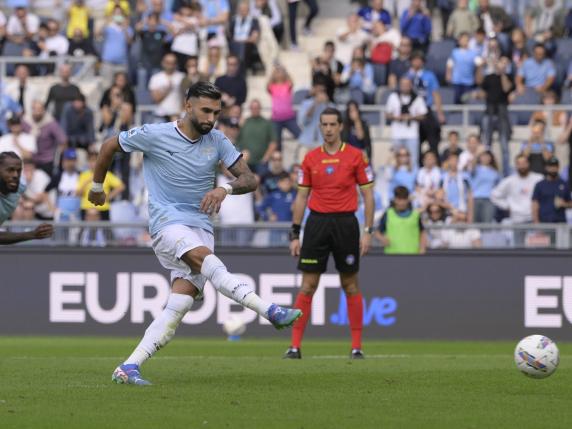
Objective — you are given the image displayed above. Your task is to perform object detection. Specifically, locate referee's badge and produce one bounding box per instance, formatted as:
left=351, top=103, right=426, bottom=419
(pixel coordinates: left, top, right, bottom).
left=345, top=254, right=355, bottom=265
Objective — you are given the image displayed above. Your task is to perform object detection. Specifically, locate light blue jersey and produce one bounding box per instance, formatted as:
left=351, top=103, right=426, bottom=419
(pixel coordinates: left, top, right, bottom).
left=118, top=121, right=241, bottom=236
left=0, top=182, right=26, bottom=224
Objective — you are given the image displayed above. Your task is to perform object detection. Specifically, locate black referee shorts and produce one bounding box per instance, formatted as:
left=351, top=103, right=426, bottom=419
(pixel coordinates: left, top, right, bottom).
left=298, top=211, right=360, bottom=274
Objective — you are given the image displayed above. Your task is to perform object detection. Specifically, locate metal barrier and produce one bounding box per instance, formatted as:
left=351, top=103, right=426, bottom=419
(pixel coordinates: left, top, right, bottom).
left=0, top=55, right=98, bottom=81
left=134, top=103, right=571, bottom=141
left=2, top=221, right=571, bottom=249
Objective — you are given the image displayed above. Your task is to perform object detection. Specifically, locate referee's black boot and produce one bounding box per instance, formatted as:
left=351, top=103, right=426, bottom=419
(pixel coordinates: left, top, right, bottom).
left=350, top=349, right=365, bottom=359
left=283, top=347, right=302, bottom=359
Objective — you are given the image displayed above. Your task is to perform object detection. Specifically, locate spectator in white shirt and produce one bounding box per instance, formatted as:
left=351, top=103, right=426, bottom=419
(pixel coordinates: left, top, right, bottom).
left=490, top=154, right=543, bottom=224
left=415, top=150, right=442, bottom=209
left=38, top=19, right=69, bottom=58
left=336, top=14, right=370, bottom=66
left=6, top=6, right=40, bottom=46
left=458, top=133, right=484, bottom=172
left=385, top=76, right=427, bottom=168
left=149, top=52, right=186, bottom=121
left=0, top=116, right=37, bottom=160
left=22, top=158, right=54, bottom=220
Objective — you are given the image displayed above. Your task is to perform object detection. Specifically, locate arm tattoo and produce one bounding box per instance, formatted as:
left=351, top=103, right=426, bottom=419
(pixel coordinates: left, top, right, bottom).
left=227, top=157, right=258, bottom=195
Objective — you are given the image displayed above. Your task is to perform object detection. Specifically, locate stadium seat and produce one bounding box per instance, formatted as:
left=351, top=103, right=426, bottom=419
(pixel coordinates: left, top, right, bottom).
left=438, top=87, right=455, bottom=104
left=375, top=87, right=392, bottom=106
left=439, top=85, right=462, bottom=125
left=556, top=38, right=572, bottom=63
left=426, top=40, right=456, bottom=84
left=293, top=88, right=310, bottom=105
left=135, top=87, right=153, bottom=105
left=562, top=88, right=572, bottom=104
left=467, top=96, right=485, bottom=126
left=510, top=88, right=541, bottom=125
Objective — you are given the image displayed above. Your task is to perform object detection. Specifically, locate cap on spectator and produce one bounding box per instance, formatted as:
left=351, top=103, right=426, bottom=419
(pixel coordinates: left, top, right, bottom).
left=63, top=148, right=77, bottom=160
left=546, top=157, right=559, bottom=166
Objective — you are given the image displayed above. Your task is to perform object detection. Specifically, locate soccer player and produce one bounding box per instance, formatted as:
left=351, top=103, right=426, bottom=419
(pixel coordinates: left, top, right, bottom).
left=285, top=107, right=375, bottom=360
left=0, top=151, right=53, bottom=244
left=88, top=82, right=302, bottom=385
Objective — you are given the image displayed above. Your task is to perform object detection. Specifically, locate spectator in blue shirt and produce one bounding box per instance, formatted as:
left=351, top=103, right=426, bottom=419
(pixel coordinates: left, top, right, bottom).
left=516, top=43, right=555, bottom=95
left=340, top=57, right=376, bottom=104
left=98, top=6, right=134, bottom=86
left=257, top=172, right=296, bottom=221
left=200, top=0, right=230, bottom=41
left=439, top=153, right=473, bottom=221
left=358, top=0, right=391, bottom=33
left=446, top=32, right=482, bottom=104
left=297, top=83, right=334, bottom=147
left=387, top=147, right=417, bottom=198
left=257, top=171, right=295, bottom=245
left=532, top=157, right=572, bottom=223
left=407, top=51, right=445, bottom=157
left=469, top=150, right=500, bottom=223
left=0, top=88, right=22, bottom=136
left=400, top=0, right=432, bottom=53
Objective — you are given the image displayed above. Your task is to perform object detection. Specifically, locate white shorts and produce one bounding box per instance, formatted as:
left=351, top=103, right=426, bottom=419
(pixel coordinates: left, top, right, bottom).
left=152, top=224, right=214, bottom=296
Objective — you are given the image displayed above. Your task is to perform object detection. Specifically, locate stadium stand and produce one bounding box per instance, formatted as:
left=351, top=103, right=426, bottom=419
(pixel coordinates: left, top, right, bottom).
left=2, top=0, right=572, bottom=250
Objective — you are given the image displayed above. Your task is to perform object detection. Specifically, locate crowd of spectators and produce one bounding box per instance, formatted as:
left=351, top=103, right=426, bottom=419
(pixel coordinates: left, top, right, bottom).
left=2, top=0, right=572, bottom=249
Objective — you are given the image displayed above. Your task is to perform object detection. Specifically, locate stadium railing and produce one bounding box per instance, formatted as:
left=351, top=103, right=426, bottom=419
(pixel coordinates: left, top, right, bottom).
left=0, top=55, right=98, bottom=81
left=134, top=103, right=571, bottom=142
left=2, top=221, right=571, bottom=250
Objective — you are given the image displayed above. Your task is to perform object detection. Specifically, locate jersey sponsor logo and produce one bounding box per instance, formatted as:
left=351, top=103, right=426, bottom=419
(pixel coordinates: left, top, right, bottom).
left=321, top=159, right=340, bottom=164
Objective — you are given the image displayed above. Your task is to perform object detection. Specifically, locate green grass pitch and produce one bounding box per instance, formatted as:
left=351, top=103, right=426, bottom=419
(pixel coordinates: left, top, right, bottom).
left=0, top=337, right=571, bottom=429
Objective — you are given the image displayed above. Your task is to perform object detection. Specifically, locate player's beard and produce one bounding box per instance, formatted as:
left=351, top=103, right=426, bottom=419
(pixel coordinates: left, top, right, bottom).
left=191, top=116, right=214, bottom=135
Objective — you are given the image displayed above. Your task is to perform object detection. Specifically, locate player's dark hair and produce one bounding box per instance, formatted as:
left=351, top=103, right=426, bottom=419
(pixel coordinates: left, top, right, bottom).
left=320, top=107, right=343, bottom=124
left=186, top=81, right=222, bottom=102
left=0, top=151, right=22, bottom=166
left=394, top=186, right=410, bottom=199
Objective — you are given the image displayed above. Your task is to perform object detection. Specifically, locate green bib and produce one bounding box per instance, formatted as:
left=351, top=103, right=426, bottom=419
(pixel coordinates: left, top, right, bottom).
left=384, top=208, right=420, bottom=254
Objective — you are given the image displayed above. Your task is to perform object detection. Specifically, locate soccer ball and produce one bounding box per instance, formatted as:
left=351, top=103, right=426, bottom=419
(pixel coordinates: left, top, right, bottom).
left=514, top=335, right=559, bottom=379
left=222, top=315, right=247, bottom=340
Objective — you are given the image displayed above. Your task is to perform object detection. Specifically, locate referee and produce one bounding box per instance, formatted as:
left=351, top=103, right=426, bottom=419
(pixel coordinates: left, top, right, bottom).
left=285, top=107, right=375, bottom=359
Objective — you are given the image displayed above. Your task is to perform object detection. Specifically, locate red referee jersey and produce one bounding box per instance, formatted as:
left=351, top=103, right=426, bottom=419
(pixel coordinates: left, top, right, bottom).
left=298, top=143, right=374, bottom=213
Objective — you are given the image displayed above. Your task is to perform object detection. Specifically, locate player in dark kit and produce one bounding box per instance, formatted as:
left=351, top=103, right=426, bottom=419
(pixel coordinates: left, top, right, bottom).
left=285, top=107, right=375, bottom=359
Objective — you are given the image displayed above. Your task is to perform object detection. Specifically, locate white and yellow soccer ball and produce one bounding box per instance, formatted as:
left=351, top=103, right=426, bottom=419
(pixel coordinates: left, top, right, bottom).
left=514, top=335, right=559, bottom=379
left=222, top=315, right=247, bottom=339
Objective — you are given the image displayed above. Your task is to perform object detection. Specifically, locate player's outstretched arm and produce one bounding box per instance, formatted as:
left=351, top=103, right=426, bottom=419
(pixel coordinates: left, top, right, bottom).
left=0, top=223, right=53, bottom=245
left=88, top=136, right=122, bottom=206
